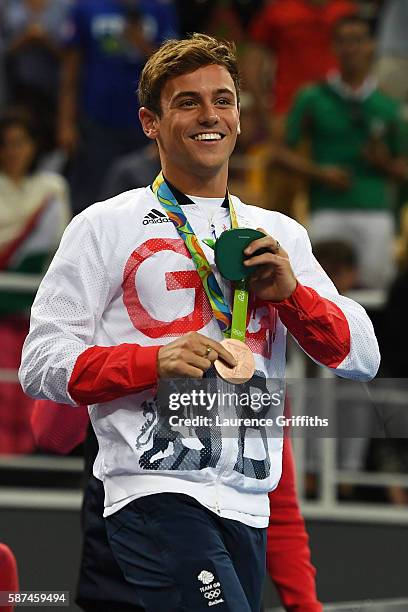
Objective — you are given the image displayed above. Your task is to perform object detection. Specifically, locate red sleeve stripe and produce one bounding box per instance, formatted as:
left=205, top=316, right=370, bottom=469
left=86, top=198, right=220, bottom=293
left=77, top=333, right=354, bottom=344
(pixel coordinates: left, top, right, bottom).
left=274, top=283, right=350, bottom=368
left=68, top=343, right=160, bottom=405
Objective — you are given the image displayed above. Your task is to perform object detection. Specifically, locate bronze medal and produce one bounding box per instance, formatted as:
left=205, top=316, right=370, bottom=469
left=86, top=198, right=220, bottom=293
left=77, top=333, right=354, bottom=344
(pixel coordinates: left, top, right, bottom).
left=214, top=338, right=255, bottom=384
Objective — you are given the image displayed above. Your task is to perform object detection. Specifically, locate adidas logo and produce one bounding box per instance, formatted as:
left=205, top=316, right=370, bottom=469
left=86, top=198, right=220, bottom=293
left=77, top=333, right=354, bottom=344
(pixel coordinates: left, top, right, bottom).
left=143, top=208, right=170, bottom=225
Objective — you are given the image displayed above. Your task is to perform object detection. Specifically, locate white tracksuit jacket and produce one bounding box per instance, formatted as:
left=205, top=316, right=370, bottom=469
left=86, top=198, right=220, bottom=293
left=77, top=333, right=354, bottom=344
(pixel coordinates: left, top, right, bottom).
left=19, top=187, right=380, bottom=527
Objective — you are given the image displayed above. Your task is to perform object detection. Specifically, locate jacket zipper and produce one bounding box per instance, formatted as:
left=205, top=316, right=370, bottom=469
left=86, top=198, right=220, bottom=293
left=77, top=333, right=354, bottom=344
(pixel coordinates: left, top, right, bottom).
left=213, top=381, right=237, bottom=515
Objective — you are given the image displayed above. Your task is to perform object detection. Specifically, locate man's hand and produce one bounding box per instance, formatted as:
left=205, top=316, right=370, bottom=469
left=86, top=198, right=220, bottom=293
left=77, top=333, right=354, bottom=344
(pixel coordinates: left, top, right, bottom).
left=244, top=228, right=297, bottom=302
left=157, top=332, right=236, bottom=379
left=318, top=166, right=351, bottom=190
left=362, top=138, right=391, bottom=171
left=363, top=140, right=408, bottom=181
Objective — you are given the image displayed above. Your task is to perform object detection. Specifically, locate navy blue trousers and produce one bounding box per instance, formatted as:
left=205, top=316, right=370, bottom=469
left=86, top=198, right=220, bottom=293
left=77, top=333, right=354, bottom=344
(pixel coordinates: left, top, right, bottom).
left=105, top=493, right=267, bottom=612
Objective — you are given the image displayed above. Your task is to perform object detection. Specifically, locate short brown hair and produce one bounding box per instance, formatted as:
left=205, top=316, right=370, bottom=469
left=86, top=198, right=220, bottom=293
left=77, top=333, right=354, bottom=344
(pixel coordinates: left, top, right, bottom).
left=138, top=33, right=240, bottom=116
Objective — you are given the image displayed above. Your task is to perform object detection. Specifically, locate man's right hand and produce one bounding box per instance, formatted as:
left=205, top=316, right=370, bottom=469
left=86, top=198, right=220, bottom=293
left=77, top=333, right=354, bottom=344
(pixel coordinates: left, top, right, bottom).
left=319, top=166, right=351, bottom=191
left=319, top=166, right=351, bottom=190
left=157, top=332, right=236, bottom=379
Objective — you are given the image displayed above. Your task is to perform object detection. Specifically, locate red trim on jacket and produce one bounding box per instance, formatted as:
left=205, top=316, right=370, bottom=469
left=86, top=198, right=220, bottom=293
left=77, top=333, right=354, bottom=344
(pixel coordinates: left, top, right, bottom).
left=268, top=436, right=322, bottom=612
left=274, top=282, right=350, bottom=368
left=68, top=344, right=160, bottom=405
left=31, top=400, right=88, bottom=454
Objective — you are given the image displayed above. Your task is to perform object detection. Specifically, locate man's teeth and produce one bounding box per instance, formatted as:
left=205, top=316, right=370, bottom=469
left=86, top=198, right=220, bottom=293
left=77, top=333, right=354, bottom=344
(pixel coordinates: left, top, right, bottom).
left=193, top=133, right=222, bottom=141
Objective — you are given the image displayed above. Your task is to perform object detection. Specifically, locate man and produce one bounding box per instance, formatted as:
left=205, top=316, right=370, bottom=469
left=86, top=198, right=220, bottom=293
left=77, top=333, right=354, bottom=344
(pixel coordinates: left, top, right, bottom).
left=248, top=0, right=357, bottom=123
left=1, top=0, right=70, bottom=153
left=246, top=0, right=357, bottom=216
left=57, top=0, right=179, bottom=213
left=285, top=15, right=408, bottom=289
left=20, top=34, right=379, bottom=611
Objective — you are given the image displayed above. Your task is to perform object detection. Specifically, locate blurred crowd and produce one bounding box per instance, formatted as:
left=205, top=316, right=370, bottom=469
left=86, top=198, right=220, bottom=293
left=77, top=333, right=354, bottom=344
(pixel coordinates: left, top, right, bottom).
left=0, top=0, right=407, bottom=505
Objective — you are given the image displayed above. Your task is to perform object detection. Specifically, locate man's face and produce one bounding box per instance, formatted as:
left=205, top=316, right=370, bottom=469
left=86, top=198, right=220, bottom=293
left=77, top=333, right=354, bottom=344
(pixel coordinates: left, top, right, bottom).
left=140, top=64, right=240, bottom=181
left=334, top=23, right=373, bottom=74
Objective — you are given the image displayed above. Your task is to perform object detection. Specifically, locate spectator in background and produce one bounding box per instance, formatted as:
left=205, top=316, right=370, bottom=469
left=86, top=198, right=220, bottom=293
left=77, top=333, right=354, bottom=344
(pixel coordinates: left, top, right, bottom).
left=246, top=0, right=357, bottom=216
left=58, top=0, right=179, bottom=214
left=247, top=0, right=357, bottom=137
left=376, top=0, right=408, bottom=102
left=0, top=111, right=70, bottom=454
left=1, top=0, right=70, bottom=154
left=285, top=15, right=408, bottom=289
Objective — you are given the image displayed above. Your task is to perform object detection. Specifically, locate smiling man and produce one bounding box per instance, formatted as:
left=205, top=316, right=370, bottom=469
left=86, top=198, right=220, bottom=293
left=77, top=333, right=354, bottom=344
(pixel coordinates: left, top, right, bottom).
left=19, top=34, right=379, bottom=611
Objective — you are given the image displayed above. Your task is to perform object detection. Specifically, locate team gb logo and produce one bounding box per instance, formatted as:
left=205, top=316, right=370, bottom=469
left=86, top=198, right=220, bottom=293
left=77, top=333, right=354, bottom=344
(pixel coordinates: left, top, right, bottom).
left=198, top=570, right=214, bottom=585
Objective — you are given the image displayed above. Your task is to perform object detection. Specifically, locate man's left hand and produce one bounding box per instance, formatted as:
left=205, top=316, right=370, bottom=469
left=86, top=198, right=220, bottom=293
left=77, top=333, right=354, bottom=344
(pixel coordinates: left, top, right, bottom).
left=243, top=228, right=297, bottom=302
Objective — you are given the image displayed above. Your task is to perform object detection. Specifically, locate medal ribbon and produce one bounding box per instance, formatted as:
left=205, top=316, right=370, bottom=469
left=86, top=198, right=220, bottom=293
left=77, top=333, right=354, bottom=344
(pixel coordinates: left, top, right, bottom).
left=152, top=172, right=249, bottom=342
left=230, top=279, right=249, bottom=342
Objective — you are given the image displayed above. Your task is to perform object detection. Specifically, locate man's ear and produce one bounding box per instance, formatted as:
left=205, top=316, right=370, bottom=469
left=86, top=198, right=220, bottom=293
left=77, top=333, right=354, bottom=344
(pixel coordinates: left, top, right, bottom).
left=237, top=121, right=241, bottom=135
left=139, top=107, right=159, bottom=140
